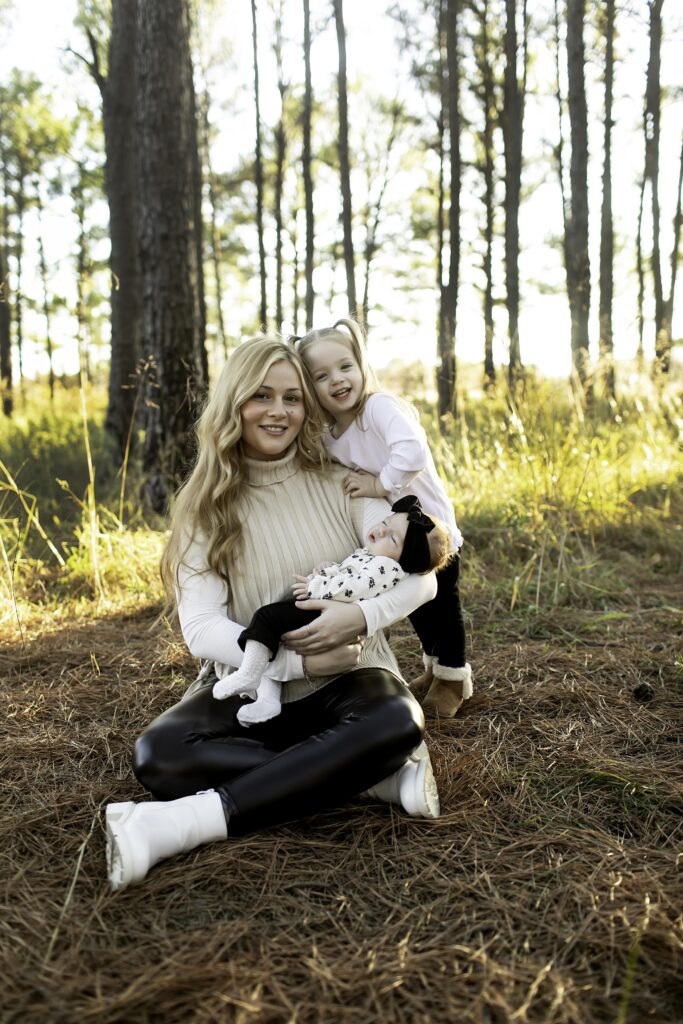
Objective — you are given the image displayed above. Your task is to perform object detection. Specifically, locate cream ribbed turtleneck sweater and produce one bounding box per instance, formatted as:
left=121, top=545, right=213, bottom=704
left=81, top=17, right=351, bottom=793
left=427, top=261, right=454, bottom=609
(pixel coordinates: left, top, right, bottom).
left=177, top=445, right=436, bottom=702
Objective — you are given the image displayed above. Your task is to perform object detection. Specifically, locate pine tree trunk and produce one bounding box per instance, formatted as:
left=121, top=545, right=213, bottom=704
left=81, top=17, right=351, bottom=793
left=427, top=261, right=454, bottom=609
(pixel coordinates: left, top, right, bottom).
left=636, top=172, right=646, bottom=362
left=137, top=0, right=207, bottom=512
left=274, top=2, right=286, bottom=331
left=481, top=0, right=496, bottom=388
left=199, top=89, right=228, bottom=358
left=302, top=0, right=315, bottom=329
left=188, top=49, right=208, bottom=386
left=503, top=0, right=526, bottom=387
left=251, top=0, right=267, bottom=327
left=333, top=0, right=356, bottom=318
left=0, top=240, right=11, bottom=416
left=14, top=183, right=25, bottom=397
left=440, top=0, right=460, bottom=423
left=91, top=0, right=143, bottom=461
left=0, top=164, right=12, bottom=416
left=436, top=0, right=446, bottom=412
left=659, top=139, right=683, bottom=372
left=598, top=0, right=615, bottom=398
left=646, top=0, right=665, bottom=368
left=73, top=165, right=90, bottom=382
left=36, top=192, right=55, bottom=403
left=566, top=0, right=591, bottom=391
left=361, top=102, right=401, bottom=327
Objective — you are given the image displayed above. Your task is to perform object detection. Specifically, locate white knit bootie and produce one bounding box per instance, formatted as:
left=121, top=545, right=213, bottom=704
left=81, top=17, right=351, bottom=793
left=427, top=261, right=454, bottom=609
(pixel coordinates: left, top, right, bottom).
left=363, top=741, right=440, bottom=818
left=237, top=674, right=283, bottom=725
left=106, top=790, right=228, bottom=892
left=213, top=641, right=271, bottom=700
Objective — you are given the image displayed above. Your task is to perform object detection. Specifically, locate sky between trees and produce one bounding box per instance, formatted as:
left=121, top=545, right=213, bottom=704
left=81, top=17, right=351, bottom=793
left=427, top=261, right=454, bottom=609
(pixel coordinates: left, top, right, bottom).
left=0, top=0, right=681, bottom=385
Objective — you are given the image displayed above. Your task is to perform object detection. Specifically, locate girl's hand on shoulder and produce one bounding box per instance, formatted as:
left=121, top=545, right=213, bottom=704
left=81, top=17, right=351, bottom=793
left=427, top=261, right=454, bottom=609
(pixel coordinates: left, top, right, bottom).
left=282, top=599, right=366, bottom=654
left=342, top=470, right=387, bottom=498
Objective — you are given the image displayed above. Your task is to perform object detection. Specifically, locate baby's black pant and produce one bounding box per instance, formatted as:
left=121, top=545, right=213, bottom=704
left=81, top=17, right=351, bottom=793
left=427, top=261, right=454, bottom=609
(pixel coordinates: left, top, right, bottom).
left=239, top=600, right=320, bottom=659
left=408, top=555, right=466, bottom=668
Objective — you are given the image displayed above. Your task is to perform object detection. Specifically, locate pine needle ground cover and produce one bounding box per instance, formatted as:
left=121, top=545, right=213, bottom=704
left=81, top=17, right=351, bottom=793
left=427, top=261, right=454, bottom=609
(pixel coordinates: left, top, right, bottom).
left=1, top=382, right=682, bottom=1023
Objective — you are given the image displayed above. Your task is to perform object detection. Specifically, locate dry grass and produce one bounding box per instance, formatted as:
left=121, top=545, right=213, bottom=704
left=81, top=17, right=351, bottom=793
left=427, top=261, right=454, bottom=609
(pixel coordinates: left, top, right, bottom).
left=1, top=543, right=681, bottom=1024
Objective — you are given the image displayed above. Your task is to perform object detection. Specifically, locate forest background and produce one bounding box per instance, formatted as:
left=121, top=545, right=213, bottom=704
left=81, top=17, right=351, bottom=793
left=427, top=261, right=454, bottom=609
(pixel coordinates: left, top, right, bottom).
left=1, top=2, right=682, bottom=1023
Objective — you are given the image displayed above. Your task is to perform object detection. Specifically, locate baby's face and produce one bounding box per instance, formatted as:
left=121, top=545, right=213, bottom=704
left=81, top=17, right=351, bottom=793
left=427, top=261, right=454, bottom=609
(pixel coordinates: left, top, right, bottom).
left=366, top=512, right=409, bottom=561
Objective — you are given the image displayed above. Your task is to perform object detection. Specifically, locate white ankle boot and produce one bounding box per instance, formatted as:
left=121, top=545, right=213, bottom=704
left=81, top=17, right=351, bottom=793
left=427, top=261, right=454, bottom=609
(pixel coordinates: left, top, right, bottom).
left=106, top=790, right=228, bottom=892
left=364, top=742, right=441, bottom=818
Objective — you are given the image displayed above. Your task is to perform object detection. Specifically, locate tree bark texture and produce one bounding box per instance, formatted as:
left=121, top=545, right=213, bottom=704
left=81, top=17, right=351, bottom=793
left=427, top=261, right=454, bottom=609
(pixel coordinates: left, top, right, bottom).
left=97, top=0, right=143, bottom=461
left=333, top=0, right=357, bottom=319
left=137, top=0, right=206, bottom=513
left=251, top=0, right=267, bottom=328
left=566, top=0, right=591, bottom=388
left=503, top=0, right=526, bottom=386
left=302, top=0, right=315, bottom=329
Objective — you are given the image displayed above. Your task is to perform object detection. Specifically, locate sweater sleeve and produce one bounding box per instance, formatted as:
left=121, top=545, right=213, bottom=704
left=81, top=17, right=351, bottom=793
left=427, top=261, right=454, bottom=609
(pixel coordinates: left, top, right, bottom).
left=176, top=533, right=303, bottom=680
left=367, top=394, right=430, bottom=497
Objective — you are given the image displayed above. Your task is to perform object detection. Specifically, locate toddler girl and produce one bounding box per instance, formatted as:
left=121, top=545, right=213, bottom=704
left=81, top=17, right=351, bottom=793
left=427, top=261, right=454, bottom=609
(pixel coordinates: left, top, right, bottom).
left=213, top=496, right=451, bottom=724
left=297, top=318, right=472, bottom=717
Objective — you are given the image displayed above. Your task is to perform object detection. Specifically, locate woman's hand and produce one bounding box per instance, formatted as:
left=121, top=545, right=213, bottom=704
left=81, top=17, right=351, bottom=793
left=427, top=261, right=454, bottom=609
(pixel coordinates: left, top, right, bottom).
left=342, top=469, right=388, bottom=499
left=282, top=599, right=366, bottom=655
left=304, top=643, right=362, bottom=676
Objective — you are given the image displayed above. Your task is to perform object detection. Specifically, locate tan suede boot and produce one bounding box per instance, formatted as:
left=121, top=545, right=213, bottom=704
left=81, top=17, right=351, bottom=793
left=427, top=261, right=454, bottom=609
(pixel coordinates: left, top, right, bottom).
left=408, top=654, right=435, bottom=695
left=422, top=662, right=473, bottom=718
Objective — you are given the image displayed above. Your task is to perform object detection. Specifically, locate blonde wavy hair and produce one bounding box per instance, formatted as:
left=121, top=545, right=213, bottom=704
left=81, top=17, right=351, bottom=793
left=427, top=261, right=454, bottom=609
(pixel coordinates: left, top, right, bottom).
left=161, top=336, right=328, bottom=602
left=296, top=316, right=379, bottom=424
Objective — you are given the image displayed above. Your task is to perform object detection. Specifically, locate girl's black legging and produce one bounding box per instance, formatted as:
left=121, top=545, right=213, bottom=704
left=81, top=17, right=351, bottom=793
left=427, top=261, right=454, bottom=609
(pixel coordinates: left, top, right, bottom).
left=133, top=668, right=424, bottom=836
left=408, top=555, right=466, bottom=668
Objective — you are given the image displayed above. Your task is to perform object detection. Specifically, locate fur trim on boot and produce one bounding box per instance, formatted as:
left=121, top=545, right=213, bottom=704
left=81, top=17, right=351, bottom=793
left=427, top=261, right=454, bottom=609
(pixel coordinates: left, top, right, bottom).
left=422, top=662, right=473, bottom=718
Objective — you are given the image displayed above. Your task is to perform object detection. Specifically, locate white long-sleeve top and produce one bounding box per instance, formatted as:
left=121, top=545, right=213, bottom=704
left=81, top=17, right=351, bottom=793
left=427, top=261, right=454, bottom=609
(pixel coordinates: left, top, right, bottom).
left=176, top=446, right=436, bottom=701
left=325, top=391, right=463, bottom=552
left=306, top=548, right=407, bottom=601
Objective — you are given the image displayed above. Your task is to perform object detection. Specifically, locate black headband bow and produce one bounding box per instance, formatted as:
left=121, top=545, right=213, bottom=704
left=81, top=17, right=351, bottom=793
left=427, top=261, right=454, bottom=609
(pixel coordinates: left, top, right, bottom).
left=391, top=495, right=435, bottom=574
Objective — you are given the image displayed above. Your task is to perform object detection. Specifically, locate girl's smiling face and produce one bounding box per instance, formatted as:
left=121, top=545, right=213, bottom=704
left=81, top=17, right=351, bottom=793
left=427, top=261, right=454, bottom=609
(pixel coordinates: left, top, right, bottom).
left=240, top=360, right=305, bottom=460
left=303, top=338, right=364, bottom=427
left=365, top=512, right=409, bottom=561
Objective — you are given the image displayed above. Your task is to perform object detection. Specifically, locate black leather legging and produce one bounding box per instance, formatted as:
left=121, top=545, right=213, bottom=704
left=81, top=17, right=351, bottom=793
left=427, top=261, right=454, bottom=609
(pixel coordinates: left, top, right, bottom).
left=133, top=668, right=424, bottom=836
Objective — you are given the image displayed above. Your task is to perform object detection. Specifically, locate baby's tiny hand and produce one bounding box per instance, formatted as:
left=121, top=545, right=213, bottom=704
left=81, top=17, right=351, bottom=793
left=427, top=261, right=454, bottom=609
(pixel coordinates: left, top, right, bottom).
left=292, top=574, right=311, bottom=600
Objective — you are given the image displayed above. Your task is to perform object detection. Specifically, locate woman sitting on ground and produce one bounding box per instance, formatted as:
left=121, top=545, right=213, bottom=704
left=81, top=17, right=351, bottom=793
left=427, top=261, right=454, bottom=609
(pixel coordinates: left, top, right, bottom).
left=106, top=336, right=440, bottom=891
